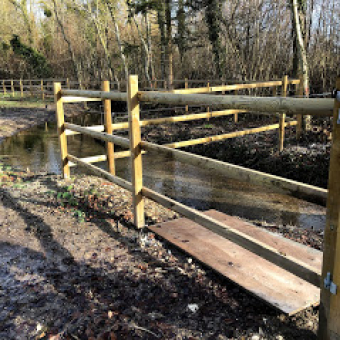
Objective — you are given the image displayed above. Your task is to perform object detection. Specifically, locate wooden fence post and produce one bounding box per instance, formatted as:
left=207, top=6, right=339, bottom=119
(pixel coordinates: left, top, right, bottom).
left=272, top=86, right=277, bottom=97
left=102, top=80, right=115, bottom=175
left=318, top=77, right=340, bottom=340
left=41, top=79, right=45, bottom=100
left=66, top=78, right=70, bottom=89
left=279, top=75, right=288, bottom=152
left=185, top=78, right=188, bottom=112
left=127, top=75, right=145, bottom=229
left=296, top=75, right=304, bottom=140
left=234, top=89, right=239, bottom=123
left=29, top=80, right=33, bottom=97
left=20, top=79, right=23, bottom=98
left=207, top=82, right=210, bottom=120
left=54, top=82, right=70, bottom=178
left=11, top=79, right=14, bottom=97
left=2, top=80, right=6, bottom=96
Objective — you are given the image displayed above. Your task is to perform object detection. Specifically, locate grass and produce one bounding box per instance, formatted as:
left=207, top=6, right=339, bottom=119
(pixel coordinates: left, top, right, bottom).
left=0, top=93, right=52, bottom=109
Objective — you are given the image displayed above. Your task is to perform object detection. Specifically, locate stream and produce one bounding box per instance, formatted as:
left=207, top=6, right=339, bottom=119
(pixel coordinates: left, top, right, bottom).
left=0, top=115, right=326, bottom=230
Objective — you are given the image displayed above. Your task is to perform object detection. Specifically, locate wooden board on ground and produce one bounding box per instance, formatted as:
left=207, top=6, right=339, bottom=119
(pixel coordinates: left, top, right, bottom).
left=148, top=209, right=322, bottom=315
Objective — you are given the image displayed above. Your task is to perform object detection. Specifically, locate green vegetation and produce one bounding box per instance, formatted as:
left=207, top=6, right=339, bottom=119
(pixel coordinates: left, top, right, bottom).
left=56, top=184, right=86, bottom=223
left=0, top=96, right=51, bottom=109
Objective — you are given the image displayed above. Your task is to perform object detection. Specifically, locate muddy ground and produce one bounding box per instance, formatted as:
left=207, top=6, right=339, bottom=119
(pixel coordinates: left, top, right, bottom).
left=0, top=168, right=321, bottom=340
left=0, top=104, right=330, bottom=339
left=0, top=104, right=82, bottom=143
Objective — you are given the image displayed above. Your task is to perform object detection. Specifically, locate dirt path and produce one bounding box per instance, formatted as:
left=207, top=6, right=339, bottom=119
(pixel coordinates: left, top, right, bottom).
left=0, top=168, right=321, bottom=340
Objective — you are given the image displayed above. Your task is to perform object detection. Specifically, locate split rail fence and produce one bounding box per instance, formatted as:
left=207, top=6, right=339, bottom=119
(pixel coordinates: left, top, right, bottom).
left=54, top=75, right=339, bottom=339
left=0, top=78, right=69, bottom=100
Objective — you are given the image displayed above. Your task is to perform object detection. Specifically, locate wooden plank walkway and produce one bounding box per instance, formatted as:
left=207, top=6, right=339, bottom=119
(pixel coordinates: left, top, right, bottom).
left=148, top=210, right=322, bottom=315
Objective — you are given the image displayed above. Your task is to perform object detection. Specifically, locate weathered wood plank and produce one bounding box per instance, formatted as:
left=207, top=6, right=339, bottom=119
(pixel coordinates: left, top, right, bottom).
left=143, top=187, right=321, bottom=286
left=148, top=210, right=320, bottom=315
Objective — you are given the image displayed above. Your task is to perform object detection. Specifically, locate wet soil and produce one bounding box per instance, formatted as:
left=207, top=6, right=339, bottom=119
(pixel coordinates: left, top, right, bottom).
left=0, top=168, right=321, bottom=340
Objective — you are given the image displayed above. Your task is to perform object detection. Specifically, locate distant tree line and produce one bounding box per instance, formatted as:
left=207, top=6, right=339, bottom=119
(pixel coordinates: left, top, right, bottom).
left=0, top=0, right=339, bottom=92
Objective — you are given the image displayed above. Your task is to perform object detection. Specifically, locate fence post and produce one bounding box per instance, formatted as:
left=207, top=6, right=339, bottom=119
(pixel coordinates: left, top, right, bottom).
left=41, top=79, right=45, bottom=100
left=272, top=86, right=277, bottom=97
left=207, top=82, right=210, bottom=120
left=54, top=82, right=70, bottom=178
left=2, top=80, right=6, bottom=96
left=127, top=75, right=145, bottom=229
left=222, top=77, right=226, bottom=95
left=20, top=79, right=23, bottom=98
left=296, top=75, right=304, bottom=140
left=234, top=89, right=239, bottom=123
left=66, top=78, right=70, bottom=89
left=279, top=75, right=288, bottom=152
left=11, top=79, right=14, bottom=97
left=102, top=80, right=115, bottom=175
left=185, top=78, right=188, bottom=112
left=318, top=77, right=340, bottom=340
left=29, top=80, right=33, bottom=97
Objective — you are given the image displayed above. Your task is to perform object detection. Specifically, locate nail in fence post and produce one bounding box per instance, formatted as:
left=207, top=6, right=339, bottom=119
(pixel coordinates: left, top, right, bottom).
left=54, top=82, right=70, bottom=178
left=102, top=80, right=115, bottom=175
left=296, top=74, right=304, bottom=140
left=128, top=75, right=145, bottom=229
left=318, top=77, right=340, bottom=340
left=279, top=75, right=288, bottom=152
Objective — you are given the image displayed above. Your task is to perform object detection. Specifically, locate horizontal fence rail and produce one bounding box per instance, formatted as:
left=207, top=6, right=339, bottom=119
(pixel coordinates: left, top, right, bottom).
left=61, top=89, right=127, bottom=101
left=64, top=123, right=130, bottom=148
left=138, top=92, right=334, bottom=116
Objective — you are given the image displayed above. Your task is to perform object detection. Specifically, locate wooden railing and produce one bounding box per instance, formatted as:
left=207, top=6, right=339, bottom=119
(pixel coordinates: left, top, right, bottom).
left=1, top=78, right=68, bottom=99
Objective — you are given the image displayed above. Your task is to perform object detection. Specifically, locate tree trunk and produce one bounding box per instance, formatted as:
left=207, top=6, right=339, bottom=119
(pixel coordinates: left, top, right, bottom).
left=52, top=0, right=82, bottom=85
left=157, top=2, right=166, bottom=83
left=166, top=0, right=173, bottom=89
left=291, top=0, right=311, bottom=130
left=105, top=0, right=129, bottom=81
left=205, top=0, right=225, bottom=78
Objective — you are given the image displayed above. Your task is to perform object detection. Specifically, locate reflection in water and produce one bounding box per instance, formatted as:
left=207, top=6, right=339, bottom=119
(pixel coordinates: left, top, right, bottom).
left=0, top=118, right=326, bottom=230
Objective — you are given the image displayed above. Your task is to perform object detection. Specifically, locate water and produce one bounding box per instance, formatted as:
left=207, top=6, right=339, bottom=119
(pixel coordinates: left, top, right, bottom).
left=0, top=117, right=326, bottom=230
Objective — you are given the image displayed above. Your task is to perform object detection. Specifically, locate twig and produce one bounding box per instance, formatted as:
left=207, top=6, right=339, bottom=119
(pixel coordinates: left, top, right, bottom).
left=128, top=322, right=161, bottom=338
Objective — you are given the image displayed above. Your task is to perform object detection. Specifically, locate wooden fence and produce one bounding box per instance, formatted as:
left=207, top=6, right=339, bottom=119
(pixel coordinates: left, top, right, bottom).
left=55, top=75, right=338, bottom=338
left=0, top=78, right=68, bottom=99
